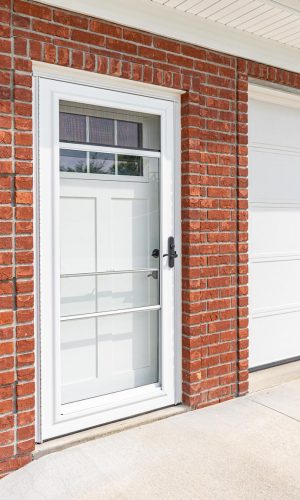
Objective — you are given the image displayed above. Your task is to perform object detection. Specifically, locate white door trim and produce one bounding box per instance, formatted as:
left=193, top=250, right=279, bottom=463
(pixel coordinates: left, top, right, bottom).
left=34, top=68, right=181, bottom=442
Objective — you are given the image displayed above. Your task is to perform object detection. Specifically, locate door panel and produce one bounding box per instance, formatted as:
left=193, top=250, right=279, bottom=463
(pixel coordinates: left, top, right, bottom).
left=60, top=196, right=96, bottom=274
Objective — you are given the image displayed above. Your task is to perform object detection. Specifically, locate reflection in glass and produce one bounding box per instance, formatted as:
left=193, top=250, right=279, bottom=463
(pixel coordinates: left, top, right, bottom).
left=89, top=117, right=114, bottom=146
left=60, top=149, right=87, bottom=172
left=118, top=155, right=143, bottom=176
left=90, top=152, right=115, bottom=174
left=60, top=270, right=159, bottom=317
left=61, top=309, right=158, bottom=404
left=59, top=113, right=86, bottom=143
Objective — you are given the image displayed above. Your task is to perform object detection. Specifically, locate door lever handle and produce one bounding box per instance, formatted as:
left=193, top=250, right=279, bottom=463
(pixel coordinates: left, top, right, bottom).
left=163, top=236, right=178, bottom=268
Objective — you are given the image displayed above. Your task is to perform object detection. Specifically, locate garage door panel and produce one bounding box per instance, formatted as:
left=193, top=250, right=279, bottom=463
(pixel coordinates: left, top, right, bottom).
left=251, top=260, right=300, bottom=311
left=250, top=313, right=300, bottom=368
left=249, top=87, right=300, bottom=369
left=249, top=150, right=300, bottom=202
left=249, top=98, right=300, bottom=148
left=250, top=206, right=300, bottom=255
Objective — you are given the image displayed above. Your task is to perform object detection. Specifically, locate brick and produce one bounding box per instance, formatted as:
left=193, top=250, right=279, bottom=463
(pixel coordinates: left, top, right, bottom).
left=58, top=47, right=70, bottom=66
left=13, top=0, right=52, bottom=20
left=0, top=371, right=14, bottom=385
left=15, top=192, right=33, bottom=205
left=153, top=37, right=181, bottom=53
left=123, top=28, right=152, bottom=46
left=13, top=14, right=31, bottom=29
left=138, top=46, right=166, bottom=62
left=0, top=455, right=31, bottom=474
left=44, top=44, right=56, bottom=64
left=17, top=410, right=34, bottom=427
left=14, top=132, right=33, bottom=146
left=14, top=58, right=32, bottom=72
left=106, top=38, right=137, bottom=55
left=0, top=55, right=11, bottom=70
left=71, top=29, right=105, bottom=47
left=32, top=19, right=70, bottom=38
left=29, top=40, right=42, bottom=60
left=53, top=11, right=88, bottom=29
left=17, top=439, right=35, bottom=453
left=90, top=20, right=122, bottom=38
left=17, top=424, right=34, bottom=440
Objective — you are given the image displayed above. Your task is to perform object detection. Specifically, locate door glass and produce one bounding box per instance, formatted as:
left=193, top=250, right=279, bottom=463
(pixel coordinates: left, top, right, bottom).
left=59, top=100, right=161, bottom=404
left=59, top=150, right=87, bottom=173
left=59, top=100, right=160, bottom=150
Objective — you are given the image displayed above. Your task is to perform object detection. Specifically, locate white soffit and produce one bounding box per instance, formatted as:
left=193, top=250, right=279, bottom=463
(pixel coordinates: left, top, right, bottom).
left=152, top=0, right=300, bottom=49
left=37, top=0, right=300, bottom=73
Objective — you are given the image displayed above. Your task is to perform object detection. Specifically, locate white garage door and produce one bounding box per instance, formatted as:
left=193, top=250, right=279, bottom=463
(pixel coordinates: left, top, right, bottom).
left=249, top=85, right=300, bottom=369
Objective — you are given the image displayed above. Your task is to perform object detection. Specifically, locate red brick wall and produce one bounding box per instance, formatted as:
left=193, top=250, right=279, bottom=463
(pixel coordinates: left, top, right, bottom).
left=0, top=0, right=300, bottom=475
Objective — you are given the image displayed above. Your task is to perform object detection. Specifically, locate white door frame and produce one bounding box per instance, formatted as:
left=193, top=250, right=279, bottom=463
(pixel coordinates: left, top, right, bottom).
left=34, top=63, right=182, bottom=442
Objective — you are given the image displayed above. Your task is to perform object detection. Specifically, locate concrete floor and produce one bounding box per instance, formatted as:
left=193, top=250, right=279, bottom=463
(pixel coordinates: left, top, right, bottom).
left=1, top=370, right=300, bottom=499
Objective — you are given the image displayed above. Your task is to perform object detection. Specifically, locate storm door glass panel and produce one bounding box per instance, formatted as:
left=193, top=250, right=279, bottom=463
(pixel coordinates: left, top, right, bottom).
left=59, top=100, right=160, bottom=150
left=89, top=117, right=114, bottom=146
left=59, top=150, right=87, bottom=173
left=117, top=120, right=142, bottom=148
left=90, top=152, right=115, bottom=174
left=59, top=112, right=86, bottom=143
left=59, top=99, right=161, bottom=405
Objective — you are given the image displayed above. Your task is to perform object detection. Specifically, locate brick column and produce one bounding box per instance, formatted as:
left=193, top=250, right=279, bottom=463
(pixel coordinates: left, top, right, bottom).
left=0, top=0, right=34, bottom=476
left=181, top=53, right=242, bottom=408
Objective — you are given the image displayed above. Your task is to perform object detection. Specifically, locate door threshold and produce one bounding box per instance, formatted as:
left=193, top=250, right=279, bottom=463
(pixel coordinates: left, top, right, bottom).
left=34, top=404, right=188, bottom=459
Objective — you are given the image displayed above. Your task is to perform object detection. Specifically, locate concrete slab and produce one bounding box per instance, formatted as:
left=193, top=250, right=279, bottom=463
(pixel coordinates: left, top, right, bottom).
left=34, top=405, right=188, bottom=459
left=1, top=379, right=300, bottom=500
left=249, top=360, right=300, bottom=393
left=249, top=378, right=300, bottom=421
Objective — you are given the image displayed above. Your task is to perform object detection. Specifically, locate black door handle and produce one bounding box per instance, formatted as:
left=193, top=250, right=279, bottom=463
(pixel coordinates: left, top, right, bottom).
left=152, top=249, right=159, bottom=258
left=163, top=236, right=178, bottom=268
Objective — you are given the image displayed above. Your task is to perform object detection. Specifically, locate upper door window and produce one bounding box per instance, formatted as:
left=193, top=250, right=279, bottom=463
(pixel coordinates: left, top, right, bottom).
left=59, top=100, right=160, bottom=179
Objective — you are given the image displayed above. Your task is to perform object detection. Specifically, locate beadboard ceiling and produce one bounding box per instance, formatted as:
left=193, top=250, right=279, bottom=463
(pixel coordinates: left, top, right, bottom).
left=151, top=0, right=300, bottom=49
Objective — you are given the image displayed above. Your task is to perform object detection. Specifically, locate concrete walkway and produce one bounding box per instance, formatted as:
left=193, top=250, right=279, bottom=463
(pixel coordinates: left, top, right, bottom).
left=1, top=376, right=300, bottom=499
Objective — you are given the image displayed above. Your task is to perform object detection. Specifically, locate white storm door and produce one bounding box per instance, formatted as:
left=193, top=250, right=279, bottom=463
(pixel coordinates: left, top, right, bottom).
left=38, top=77, right=178, bottom=440
left=249, top=85, right=300, bottom=369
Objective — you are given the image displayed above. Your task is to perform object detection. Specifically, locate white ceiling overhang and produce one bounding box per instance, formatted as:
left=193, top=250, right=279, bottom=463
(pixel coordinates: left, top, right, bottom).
left=38, top=0, right=300, bottom=73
